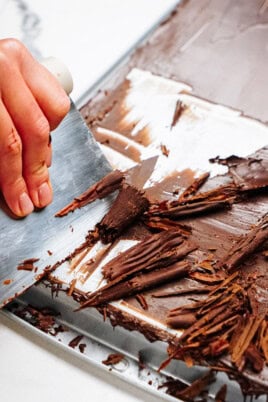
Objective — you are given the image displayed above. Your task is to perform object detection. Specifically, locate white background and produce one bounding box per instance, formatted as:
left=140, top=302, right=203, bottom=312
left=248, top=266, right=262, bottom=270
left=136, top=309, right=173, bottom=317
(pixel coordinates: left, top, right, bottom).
left=0, top=1, right=178, bottom=401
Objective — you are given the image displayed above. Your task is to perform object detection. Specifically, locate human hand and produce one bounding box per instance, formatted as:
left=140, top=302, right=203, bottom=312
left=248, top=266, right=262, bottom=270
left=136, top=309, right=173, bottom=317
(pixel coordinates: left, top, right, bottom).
left=0, top=38, right=71, bottom=217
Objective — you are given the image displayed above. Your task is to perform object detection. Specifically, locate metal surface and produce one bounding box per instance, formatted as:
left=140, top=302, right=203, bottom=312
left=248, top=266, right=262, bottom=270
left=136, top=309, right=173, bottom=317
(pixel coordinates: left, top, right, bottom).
left=0, top=102, right=111, bottom=307
left=2, top=284, right=246, bottom=402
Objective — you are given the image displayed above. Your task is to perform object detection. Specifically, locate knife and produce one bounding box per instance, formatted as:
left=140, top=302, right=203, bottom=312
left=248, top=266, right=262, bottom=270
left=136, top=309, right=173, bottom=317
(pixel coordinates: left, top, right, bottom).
left=0, top=59, right=111, bottom=307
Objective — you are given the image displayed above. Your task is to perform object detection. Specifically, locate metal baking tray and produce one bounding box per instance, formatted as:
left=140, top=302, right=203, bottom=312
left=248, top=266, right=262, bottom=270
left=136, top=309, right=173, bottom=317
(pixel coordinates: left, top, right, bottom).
left=2, top=67, right=268, bottom=401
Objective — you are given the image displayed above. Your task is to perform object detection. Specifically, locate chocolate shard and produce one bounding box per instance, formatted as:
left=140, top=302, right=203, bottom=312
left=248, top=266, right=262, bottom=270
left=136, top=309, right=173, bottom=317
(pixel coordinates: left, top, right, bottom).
left=79, top=260, right=190, bottom=308
left=102, top=230, right=196, bottom=282
left=102, top=353, right=124, bottom=366
left=229, top=157, right=268, bottom=191
left=215, top=384, right=227, bottom=402
left=97, top=184, right=150, bottom=244
left=148, top=185, right=237, bottom=219
left=175, top=370, right=216, bottom=401
left=178, top=171, right=210, bottom=201
left=55, top=170, right=124, bottom=217
left=219, top=212, right=268, bottom=272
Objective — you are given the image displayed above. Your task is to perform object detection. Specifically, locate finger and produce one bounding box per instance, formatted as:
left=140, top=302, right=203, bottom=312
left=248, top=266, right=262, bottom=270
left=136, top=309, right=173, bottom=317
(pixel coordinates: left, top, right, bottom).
left=2, top=70, right=53, bottom=208
left=21, top=54, right=70, bottom=130
left=0, top=101, right=34, bottom=217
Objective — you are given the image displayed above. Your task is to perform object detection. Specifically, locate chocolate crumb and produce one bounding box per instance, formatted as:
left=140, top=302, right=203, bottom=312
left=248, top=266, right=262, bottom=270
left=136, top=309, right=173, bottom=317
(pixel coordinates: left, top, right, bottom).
left=68, top=335, right=84, bottom=349
left=79, top=343, right=87, bottom=354
left=102, top=353, right=124, bottom=366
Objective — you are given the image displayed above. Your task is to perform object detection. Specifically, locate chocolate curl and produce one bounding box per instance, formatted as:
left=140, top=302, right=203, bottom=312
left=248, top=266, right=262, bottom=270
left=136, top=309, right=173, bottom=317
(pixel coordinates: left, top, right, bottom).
left=178, top=171, right=210, bottom=201
left=148, top=185, right=236, bottom=219
left=55, top=170, right=124, bottom=217
left=167, top=312, right=196, bottom=329
left=219, top=212, right=268, bottom=272
left=79, top=260, right=190, bottom=308
left=97, top=184, right=149, bottom=244
left=102, top=230, right=196, bottom=282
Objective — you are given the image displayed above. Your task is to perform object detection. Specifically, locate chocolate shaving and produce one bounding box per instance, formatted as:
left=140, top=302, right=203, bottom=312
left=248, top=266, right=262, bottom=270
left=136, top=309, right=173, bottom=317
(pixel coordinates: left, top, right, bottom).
left=215, top=384, right=227, bottom=402
left=97, top=184, right=149, bottom=244
left=219, top=212, right=268, bottom=272
left=175, top=370, right=215, bottom=401
left=102, top=230, right=195, bottom=282
left=17, top=258, right=39, bottom=271
left=68, top=335, right=84, bottom=349
left=102, top=353, right=124, bottom=366
left=148, top=185, right=236, bottom=219
left=178, top=172, right=210, bottom=201
left=170, top=100, right=186, bottom=128
left=55, top=170, right=124, bottom=217
left=79, top=343, right=87, bottom=353
left=135, top=294, right=148, bottom=310
left=79, top=260, right=190, bottom=308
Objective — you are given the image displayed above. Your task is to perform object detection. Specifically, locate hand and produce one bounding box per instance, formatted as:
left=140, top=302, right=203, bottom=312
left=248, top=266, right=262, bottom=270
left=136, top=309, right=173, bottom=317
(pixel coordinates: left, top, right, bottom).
left=0, top=38, right=70, bottom=217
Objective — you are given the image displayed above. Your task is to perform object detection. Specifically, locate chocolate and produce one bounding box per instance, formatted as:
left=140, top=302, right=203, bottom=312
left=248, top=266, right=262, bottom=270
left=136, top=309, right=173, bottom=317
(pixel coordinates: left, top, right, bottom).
left=55, top=170, right=123, bottom=217
left=148, top=185, right=236, bottom=219
left=215, top=384, right=227, bottom=402
left=80, top=260, right=190, bottom=307
left=66, top=0, right=268, bottom=395
left=210, top=149, right=268, bottom=192
left=178, top=172, right=210, bottom=202
left=102, top=353, right=124, bottom=366
left=17, top=258, right=39, bottom=271
left=101, top=230, right=195, bottom=282
left=97, top=184, right=149, bottom=244
left=68, top=335, right=84, bottom=349
left=219, top=212, right=268, bottom=272
left=170, top=100, right=187, bottom=129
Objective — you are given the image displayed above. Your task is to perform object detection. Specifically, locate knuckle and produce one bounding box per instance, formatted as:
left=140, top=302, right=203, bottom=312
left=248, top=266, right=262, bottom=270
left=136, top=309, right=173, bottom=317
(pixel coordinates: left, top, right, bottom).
left=34, top=116, right=50, bottom=143
left=3, top=128, right=22, bottom=157
left=51, top=95, right=70, bottom=127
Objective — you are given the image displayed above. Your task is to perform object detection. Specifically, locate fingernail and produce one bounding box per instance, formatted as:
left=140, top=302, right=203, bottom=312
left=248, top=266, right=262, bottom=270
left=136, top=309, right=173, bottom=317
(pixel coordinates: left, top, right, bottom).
left=38, top=182, right=53, bottom=207
left=19, top=192, right=34, bottom=216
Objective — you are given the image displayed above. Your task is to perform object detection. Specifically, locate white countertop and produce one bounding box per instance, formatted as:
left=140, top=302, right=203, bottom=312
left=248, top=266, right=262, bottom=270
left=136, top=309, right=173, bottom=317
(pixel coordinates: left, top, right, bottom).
left=0, top=1, right=178, bottom=401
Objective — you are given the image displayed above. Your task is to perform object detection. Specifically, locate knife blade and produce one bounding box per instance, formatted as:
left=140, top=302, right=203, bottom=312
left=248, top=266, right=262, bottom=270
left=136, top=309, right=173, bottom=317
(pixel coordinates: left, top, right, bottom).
left=0, top=101, right=111, bottom=307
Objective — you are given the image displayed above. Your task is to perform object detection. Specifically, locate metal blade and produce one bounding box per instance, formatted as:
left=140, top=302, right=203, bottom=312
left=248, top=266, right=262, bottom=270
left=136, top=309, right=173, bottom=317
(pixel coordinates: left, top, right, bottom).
left=0, top=102, right=111, bottom=307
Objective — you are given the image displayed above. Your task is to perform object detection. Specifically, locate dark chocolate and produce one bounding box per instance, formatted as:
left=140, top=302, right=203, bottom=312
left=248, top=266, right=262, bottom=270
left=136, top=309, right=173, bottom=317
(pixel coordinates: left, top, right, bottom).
left=101, top=230, right=195, bottom=282
left=55, top=170, right=123, bottom=217
left=97, top=184, right=149, bottom=244
left=80, top=260, right=190, bottom=307
left=102, top=353, right=125, bottom=366
left=219, top=212, right=268, bottom=272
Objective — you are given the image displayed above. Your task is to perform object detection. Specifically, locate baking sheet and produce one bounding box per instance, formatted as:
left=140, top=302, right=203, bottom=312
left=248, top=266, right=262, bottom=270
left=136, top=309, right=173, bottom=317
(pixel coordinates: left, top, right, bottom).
left=3, top=68, right=268, bottom=401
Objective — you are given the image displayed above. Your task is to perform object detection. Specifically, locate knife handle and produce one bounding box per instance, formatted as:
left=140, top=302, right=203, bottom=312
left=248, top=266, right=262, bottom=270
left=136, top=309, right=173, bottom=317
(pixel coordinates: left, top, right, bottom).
left=41, top=57, right=73, bottom=95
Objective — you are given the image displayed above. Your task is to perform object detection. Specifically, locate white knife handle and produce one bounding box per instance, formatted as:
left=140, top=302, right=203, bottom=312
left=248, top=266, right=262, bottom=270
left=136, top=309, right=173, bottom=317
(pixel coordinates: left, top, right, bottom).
left=41, top=57, right=73, bottom=95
